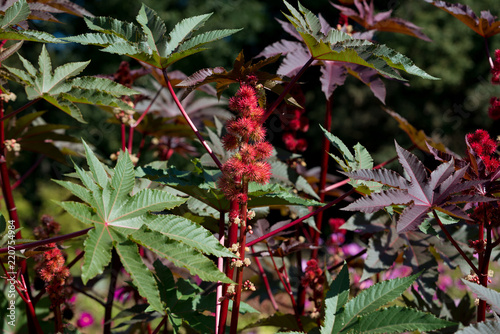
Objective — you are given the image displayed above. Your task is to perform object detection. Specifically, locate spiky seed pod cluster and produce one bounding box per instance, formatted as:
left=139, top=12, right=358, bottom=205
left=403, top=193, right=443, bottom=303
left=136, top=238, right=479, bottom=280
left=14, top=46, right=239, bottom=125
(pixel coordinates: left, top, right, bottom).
left=217, top=84, right=273, bottom=203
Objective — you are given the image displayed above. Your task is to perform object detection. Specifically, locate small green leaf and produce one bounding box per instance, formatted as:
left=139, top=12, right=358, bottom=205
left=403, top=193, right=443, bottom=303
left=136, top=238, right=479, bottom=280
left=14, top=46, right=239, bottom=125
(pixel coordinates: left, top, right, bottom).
left=0, top=0, right=30, bottom=30
left=322, top=264, right=350, bottom=334
left=341, top=272, right=420, bottom=331
left=350, top=306, right=456, bottom=333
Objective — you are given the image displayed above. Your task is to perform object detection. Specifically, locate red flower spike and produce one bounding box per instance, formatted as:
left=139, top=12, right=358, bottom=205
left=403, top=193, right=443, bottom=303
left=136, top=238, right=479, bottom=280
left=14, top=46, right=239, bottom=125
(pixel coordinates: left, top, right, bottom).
left=467, top=129, right=498, bottom=156
left=217, top=82, right=272, bottom=204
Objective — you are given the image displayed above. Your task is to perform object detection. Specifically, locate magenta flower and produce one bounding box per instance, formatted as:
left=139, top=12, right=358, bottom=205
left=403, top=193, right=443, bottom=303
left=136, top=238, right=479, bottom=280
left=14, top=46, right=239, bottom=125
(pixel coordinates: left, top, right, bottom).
left=77, top=312, right=94, bottom=328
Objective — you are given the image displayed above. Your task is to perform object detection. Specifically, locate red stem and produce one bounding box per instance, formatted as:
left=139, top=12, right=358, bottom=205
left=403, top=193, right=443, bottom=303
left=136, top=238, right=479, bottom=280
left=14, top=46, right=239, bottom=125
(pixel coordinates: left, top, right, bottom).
left=103, top=250, right=120, bottom=334
left=0, top=98, right=40, bottom=122
left=0, top=96, right=36, bottom=333
left=0, top=227, right=92, bottom=254
left=247, top=189, right=354, bottom=247
left=229, top=185, right=249, bottom=334
left=266, top=244, right=304, bottom=331
left=252, top=245, right=279, bottom=310
left=10, top=155, right=44, bottom=192
left=311, top=96, right=333, bottom=260
left=260, top=57, right=314, bottom=124
left=152, top=315, right=168, bottom=334
left=215, top=210, right=226, bottom=334
left=161, top=69, right=222, bottom=169
left=218, top=200, right=240, bottom=334
left=477, top=212, right=493, bottom=322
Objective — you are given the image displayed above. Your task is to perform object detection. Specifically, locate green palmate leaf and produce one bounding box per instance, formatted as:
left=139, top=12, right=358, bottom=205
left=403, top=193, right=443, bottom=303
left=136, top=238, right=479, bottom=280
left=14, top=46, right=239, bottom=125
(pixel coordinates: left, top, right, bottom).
left=0, top=0, right=29, bottom=30
left=65, top=3, right=241, bottom=69
left=130, top=226, right=232, bottom=284
left=322, top=264, right=350, bottom=334
left=282, top=1, right=437, bottom=81
left=56, top=141, right=232, bottom=311
left=349, top=306, right=456, bottom=334
left=3, top=46, right=135, bottom=122
left=340, top=272, right=420, bottom=331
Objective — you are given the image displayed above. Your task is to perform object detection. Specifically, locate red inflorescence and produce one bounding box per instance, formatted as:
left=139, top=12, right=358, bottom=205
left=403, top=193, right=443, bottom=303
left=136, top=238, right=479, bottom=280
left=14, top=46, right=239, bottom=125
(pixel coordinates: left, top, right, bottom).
left=35, top=243, right=72, bottom=305
left=301, top=259, right=325, bottom=313
left=466, top=129, right=500, bottom=172
left=218, top=82, right=272, bottom=202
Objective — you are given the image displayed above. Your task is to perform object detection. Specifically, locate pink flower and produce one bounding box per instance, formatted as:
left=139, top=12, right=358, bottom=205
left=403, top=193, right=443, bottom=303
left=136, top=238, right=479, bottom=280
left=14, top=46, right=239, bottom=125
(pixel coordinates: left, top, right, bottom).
left=77, top=312, right=94, bottom=328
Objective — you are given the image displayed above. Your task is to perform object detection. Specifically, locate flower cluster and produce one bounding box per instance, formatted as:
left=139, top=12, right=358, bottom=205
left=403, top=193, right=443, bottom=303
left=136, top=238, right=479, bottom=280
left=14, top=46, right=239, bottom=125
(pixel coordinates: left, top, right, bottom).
left=279, top=85, right=309, bottom=152
left=35, top=243, right=72, bottom=305
left=466, top=129, right=500, bottom=173
left=301, top=259, right=325, bottom=313
left=217, top=83, right=273, bottom=202
left=33, top=216, right=73, bottom=313
left=33, top=215, right=60, bottom=240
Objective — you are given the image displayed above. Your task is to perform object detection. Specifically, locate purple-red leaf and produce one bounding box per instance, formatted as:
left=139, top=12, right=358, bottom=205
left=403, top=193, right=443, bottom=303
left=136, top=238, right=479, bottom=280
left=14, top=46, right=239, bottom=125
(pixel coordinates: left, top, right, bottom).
left=424, top=1, right=500, bottom=37
left=332, top=0, right=432, bottom=41
left=344, top=142, right=494, bottom=233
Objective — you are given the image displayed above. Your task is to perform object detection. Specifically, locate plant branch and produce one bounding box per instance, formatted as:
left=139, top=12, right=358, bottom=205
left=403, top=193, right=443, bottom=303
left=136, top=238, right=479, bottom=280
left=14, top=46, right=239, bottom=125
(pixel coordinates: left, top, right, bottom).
left=0, top=98, right=40, bottom=122
left=260, top=56, right=314, bottom=123
left=327, top=248, right=367, bottom=272
left=251, top=246, right=278, bottom=310
left=0, top=227, right=92, bottom=254
left=161, top=69, right=222, bottom=169
left=433, top=210, right=480, bottom=276
left=311, top=96, right=333, bottom=260
left=247, top=188, right=354, bottom=247
left=103, top=249, right=120, bottom=334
